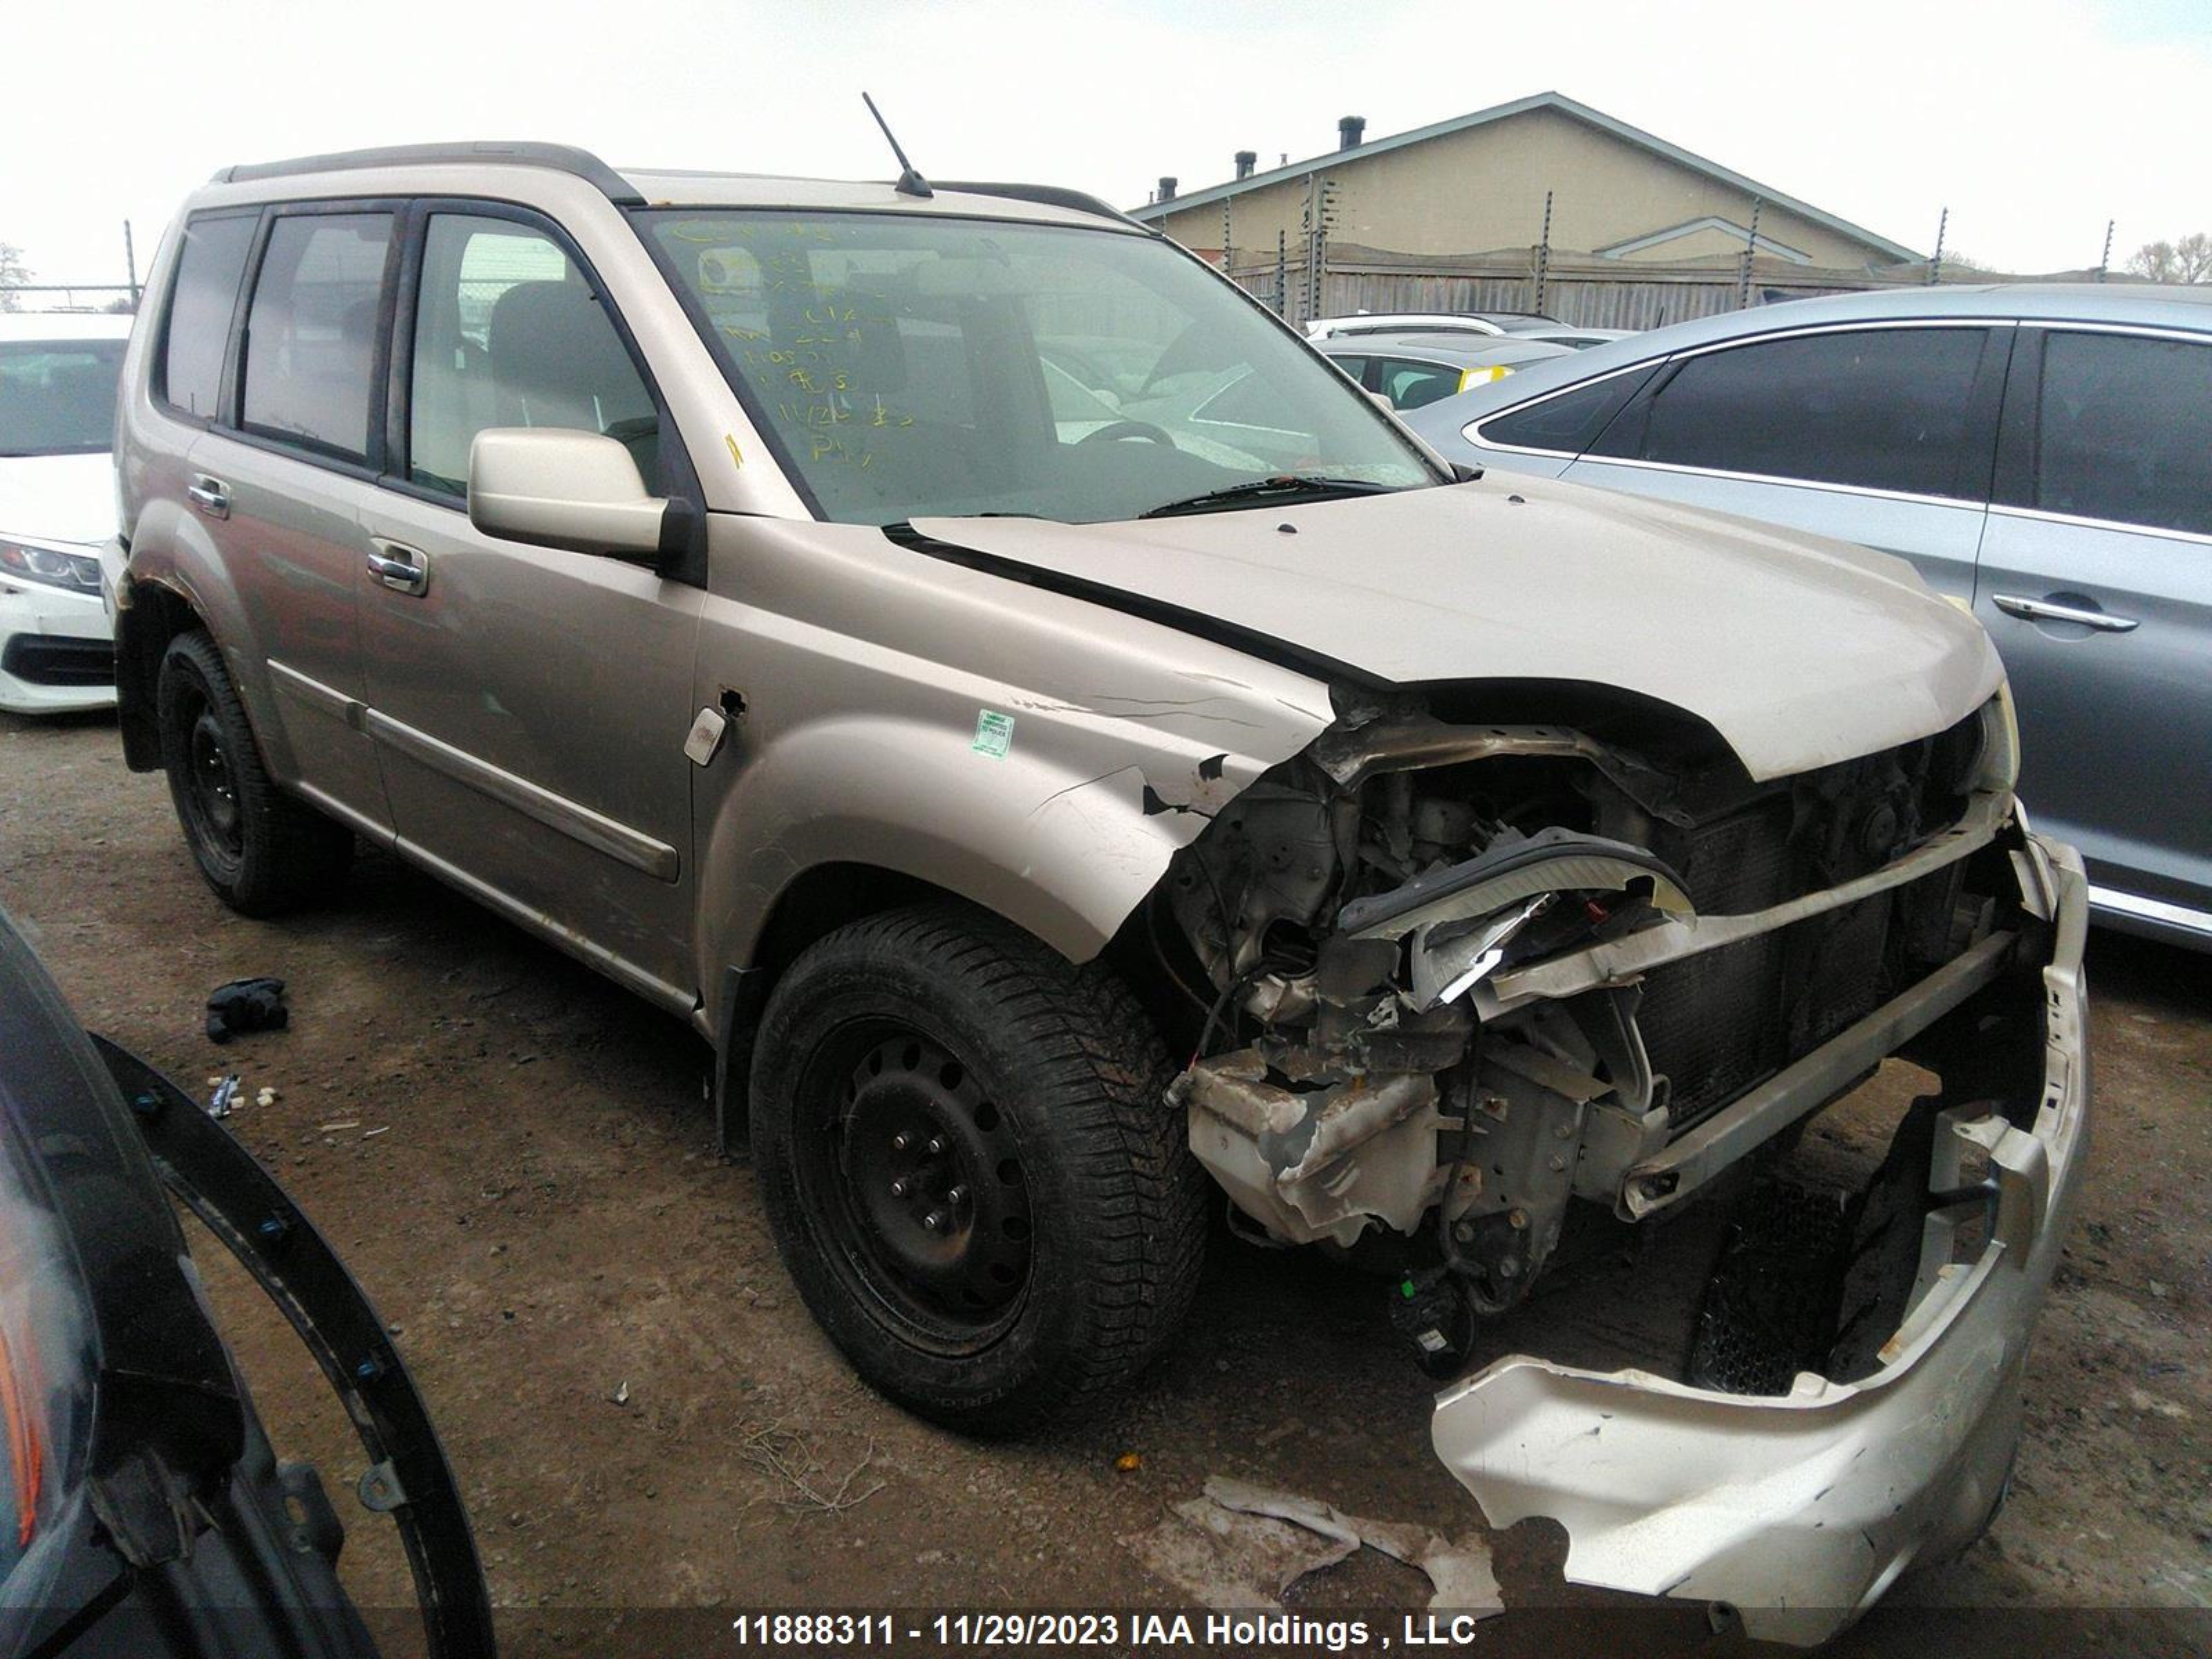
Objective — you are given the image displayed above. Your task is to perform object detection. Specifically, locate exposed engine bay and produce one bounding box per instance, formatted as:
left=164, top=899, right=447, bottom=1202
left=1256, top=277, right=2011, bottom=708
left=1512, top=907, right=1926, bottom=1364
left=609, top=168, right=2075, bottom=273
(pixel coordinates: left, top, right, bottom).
left=1157, top=685, right=2019, bottom=1358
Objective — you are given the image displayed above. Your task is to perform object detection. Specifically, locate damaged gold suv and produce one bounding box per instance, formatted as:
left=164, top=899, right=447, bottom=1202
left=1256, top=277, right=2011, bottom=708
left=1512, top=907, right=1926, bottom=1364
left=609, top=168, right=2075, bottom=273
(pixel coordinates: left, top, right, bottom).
left=109, top=143, right=2090, bottom=1639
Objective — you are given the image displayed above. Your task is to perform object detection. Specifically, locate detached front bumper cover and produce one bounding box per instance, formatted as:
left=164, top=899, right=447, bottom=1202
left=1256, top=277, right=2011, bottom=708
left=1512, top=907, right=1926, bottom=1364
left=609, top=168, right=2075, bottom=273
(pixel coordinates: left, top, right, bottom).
left=1430, top=833, right=2091, bottom=1647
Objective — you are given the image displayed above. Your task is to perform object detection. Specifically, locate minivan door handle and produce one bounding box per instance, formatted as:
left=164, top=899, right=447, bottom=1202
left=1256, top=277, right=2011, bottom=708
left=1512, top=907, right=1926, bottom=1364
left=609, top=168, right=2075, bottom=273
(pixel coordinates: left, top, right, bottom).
left=186, top=475, right=230, bottom=519
left=1991, top=593, right=2139, bottom=633
left=366, top=542, right=430, bottom=597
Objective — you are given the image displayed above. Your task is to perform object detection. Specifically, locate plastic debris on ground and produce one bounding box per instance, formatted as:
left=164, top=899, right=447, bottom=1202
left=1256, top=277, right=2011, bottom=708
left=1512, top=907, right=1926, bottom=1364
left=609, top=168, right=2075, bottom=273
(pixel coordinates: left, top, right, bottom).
left=205, top=1075, right=241, bottom=1118
left=1125, top=1475, right=1501, bottom=1617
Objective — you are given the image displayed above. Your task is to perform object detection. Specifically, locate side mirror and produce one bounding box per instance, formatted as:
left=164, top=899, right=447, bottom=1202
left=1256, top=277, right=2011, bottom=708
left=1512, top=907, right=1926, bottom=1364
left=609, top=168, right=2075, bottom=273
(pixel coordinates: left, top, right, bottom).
left=1366, top=390, right=1396, bottom=413
left=467, top=428, right=671, bottom=564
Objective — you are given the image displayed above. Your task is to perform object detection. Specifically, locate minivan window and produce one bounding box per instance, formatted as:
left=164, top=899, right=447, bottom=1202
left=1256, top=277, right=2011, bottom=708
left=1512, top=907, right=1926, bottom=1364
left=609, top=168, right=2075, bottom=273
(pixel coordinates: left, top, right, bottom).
left=0, top=339, right=127, bottom=457
left=2034, top=330, right=2212, bottom=538
left=1606, top=327, right=1989, bottom=500
left=160, top=212, right=258, bottom=418
left=240, top=213, right=393, bottom=462
left=407, top=214, right=658, bottom=498
left=645, top=210, right=1435, bottom=525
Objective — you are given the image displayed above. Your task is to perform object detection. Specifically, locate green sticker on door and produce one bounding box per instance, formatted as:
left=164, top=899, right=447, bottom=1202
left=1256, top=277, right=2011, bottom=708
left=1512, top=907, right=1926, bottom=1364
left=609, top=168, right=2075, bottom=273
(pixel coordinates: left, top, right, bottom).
left=971, top=709, right=1015, bottom=758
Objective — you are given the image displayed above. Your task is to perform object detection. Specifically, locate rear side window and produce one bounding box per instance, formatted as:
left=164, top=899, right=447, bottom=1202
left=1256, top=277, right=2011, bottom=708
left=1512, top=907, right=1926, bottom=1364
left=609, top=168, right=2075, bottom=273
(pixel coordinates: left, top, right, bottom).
left=160, top=213, right=258, bottom=418
left=240, top=213, right=393, bottom=462
left=1479, top=366, right=1655, bottom=453
left=2034, top=331, right=2212, bottom=537
left=1610, top=328, right=1990, bottom=499
left=406, top=214, right=657, bottom=497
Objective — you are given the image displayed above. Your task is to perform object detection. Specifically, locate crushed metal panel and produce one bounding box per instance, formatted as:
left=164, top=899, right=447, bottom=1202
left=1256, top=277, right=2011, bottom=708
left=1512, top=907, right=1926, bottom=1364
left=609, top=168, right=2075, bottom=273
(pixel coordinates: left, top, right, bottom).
left=1427, top=836, right=2091, bottom=1646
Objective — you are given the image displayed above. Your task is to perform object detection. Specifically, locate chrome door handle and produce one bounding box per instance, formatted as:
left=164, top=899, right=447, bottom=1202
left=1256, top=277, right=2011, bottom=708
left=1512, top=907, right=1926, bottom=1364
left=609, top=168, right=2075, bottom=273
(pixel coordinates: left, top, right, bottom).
left=186, top=476, right=230, bottom=519
left=1991, top=594, right=2139, bottom=633
left=366, top=542, right=430, bottom=597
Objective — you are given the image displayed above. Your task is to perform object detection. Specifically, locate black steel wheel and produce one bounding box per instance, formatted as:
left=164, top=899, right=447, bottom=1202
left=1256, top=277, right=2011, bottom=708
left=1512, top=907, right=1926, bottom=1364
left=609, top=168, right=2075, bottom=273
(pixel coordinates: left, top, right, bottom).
left=156, top=630, right=353, bottom=916
left=178, top=684, right=245, bottom=865
left=796, top=1026, right=1035, bottom=1350
left=750, top=901, right=1206, bottom=1434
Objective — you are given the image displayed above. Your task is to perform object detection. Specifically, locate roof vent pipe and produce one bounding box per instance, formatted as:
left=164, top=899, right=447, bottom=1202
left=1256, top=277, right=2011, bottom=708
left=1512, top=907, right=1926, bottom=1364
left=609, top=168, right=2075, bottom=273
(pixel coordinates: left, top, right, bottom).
left=1235, top=150, right=1257, bottom=180
left=1338, top=115, right=1366, bottom=150
left=1157, top=175, right=1178, bottom=202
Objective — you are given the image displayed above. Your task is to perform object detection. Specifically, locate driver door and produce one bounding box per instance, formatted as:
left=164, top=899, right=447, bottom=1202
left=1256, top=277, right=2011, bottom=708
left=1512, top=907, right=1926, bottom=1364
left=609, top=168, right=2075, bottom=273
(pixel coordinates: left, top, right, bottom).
left=356, top=205, right=702, bottom=1010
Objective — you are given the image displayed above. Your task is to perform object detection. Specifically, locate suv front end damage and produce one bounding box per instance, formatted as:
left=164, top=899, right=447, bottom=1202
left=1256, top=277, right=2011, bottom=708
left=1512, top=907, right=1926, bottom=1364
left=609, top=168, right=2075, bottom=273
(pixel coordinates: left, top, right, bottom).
left=1154, top=680, right=2085, bottom=1635
left=1432, top=831, right=2088, bottom=1644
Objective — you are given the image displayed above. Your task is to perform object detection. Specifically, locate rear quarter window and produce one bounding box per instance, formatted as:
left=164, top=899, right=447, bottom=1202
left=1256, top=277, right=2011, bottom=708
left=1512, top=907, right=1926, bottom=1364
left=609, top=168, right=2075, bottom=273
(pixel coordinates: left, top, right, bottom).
left=158, top=213, right=259, bottom=419
left=1477, top=365, right=1657, bottom=454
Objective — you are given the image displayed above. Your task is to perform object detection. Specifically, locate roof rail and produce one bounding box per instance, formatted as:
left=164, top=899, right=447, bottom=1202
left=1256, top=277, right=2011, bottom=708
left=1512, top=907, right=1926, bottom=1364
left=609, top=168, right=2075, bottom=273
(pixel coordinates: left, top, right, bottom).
left=211, top=142, right=641, bottom=206
left=935, top=180, right=1156, bottom=234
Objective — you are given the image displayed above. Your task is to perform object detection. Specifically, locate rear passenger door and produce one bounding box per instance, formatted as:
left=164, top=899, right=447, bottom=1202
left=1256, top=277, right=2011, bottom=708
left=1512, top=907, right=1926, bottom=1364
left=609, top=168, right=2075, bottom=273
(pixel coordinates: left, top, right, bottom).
left=185, top=204, right=400, bottom=834
left=1977, top=325, right=2212, bottom=922
left=355, top=205, right=703, bottom=1011
left=1561, top=324, right=2008, bottom=601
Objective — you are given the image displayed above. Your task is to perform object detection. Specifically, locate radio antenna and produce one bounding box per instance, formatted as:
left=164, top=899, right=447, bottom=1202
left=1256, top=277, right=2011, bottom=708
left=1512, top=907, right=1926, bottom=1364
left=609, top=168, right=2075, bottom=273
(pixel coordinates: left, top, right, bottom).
left=862, top=92, right=933, bottom=199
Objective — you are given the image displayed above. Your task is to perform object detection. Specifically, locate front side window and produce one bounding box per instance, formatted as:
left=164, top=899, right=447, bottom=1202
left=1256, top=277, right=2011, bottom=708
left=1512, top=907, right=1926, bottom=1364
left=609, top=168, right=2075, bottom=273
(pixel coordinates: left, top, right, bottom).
left=2033, top=330, right=2212, bottom=538
left=646, top=210, right=1435, bottom=524
left=0, top=339, right=126, bottom=457
left=160, top=212, right=259, bottom=418
left=1608, top=327, right=1991, bottom=500
left=240, top=212, right=393, bottom=461
left=406, top=215, right=658, bottom=497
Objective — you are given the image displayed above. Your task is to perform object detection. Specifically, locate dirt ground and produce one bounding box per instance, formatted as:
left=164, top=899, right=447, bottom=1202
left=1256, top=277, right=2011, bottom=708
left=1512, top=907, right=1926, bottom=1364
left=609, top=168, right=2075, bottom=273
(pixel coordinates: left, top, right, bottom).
left=3, top=706, right=2207, bottom=1657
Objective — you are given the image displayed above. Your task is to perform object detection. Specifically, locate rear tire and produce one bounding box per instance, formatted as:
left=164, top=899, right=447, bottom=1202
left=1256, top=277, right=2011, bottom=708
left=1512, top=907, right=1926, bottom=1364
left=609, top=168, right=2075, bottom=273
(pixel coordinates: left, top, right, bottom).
left=156, top=630, right=353, bottom=916
left=749, top=901, right=1206, bottom=1434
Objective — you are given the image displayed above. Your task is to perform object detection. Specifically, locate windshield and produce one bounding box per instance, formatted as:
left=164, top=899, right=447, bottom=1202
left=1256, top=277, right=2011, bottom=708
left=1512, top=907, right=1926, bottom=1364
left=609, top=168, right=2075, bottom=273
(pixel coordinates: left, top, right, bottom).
left=644, top=210, right=1438, bottom=523
left=0, top=339, right=126, bottom=458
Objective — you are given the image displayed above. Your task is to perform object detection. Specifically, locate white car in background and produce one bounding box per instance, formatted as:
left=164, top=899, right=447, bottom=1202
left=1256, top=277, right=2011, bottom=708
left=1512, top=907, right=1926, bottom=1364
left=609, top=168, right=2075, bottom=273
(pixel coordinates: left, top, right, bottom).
left=1, top=312, right=129, bottom=713
left=1306, top=310, right=1634, bottom=350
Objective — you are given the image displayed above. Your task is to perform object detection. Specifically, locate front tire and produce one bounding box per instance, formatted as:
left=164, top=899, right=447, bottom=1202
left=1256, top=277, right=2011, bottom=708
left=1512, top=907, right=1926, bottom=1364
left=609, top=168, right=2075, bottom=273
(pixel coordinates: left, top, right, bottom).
left=156, top=630, right=353, bottom=916
left=749, top=902, right=1206, bottom=1434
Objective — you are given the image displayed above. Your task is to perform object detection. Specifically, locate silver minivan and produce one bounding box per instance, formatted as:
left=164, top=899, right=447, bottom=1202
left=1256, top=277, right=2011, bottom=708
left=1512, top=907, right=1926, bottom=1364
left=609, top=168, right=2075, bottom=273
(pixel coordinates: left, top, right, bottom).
left=109, top=142, right=2090, bottom=1638
left=1410, top=285, right=2212, bottom=950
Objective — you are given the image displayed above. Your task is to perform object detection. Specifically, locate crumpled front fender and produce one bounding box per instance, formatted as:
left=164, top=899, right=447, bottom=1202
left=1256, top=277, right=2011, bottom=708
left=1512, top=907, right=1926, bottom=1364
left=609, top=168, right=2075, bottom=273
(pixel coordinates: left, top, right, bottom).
left=688, top=517, right=1335, bottom=991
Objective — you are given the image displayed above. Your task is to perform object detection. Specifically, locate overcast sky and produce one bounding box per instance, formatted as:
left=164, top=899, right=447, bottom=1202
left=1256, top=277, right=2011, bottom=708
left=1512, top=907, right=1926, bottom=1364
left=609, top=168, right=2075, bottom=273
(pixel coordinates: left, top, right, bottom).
left=7, top=0, right=2206, bottom=288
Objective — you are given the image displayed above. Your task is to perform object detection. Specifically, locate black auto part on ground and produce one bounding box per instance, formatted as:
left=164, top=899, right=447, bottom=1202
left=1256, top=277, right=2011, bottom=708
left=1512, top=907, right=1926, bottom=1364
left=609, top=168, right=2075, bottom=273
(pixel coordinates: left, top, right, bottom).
left=0, top=908, right=493, bottom=1658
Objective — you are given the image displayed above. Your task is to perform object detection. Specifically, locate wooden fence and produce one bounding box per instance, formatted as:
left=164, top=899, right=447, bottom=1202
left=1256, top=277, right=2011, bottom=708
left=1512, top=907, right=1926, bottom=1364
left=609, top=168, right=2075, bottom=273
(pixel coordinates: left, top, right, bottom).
left=1222, top=243, right=1959, bottom=329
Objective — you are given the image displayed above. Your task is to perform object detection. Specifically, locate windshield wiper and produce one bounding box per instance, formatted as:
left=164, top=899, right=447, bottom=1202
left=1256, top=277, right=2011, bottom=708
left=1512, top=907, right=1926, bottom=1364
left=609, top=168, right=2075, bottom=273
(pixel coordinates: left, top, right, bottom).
left=1137, top=475, right=1400, bottom=519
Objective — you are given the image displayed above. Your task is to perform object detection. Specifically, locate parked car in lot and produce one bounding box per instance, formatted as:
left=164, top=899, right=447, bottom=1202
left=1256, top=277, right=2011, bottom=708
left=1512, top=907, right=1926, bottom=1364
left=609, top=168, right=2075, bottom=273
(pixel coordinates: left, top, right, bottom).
left=1307, top=311, right=1632, bottom=350
left=1407, top=284, right=2212, bottom=950
left=106, top=142, right=2088, bottom=1638
left=1315, top=331, right=1574, bottom=409
left=0, top=314, right=128, bottom=713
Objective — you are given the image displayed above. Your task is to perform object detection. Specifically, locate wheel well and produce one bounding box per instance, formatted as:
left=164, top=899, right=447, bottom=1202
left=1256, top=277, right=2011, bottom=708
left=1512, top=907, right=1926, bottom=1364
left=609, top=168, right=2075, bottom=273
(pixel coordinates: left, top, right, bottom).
left=711, top=862, right=968, bottom=1152
left=115, top=581, right=202, bottom=771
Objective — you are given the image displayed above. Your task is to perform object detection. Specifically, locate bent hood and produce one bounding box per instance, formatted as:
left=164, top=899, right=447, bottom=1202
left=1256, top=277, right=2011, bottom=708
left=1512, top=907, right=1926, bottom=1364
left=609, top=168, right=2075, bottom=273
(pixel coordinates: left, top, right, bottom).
left=0, top=453, right=118, bottom=547
left=912, top=477, right=2003, bottom=782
